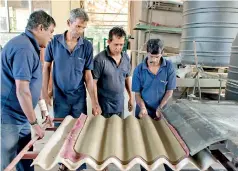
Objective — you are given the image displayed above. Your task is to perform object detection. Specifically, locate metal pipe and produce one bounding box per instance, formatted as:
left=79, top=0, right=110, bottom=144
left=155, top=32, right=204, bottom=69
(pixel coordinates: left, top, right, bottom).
left=179, top=71, right=199, bottom=99
left=218, top=74, right=222, bottom=103
left=193, top=41, right=202, bottom=100
left=197, top=74, right=202, bottom=100
left=86, top=12, right=128, bottom=15
left=90, top=20, right=127, bottom=22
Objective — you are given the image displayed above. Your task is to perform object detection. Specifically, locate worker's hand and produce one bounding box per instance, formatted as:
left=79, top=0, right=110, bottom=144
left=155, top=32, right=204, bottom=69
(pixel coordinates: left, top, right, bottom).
left=48, top=90, right=53, bottom=99
left=41, top=111, right=54, bottom=127
left=139, top=108, right=148, bottom=118
left=32, top=124, right=45, bottom=139
left=92, top=103, right=102, bottom=116
left=156, top=107, right=163, bottom=118
left=128, top=98, right=133, bottom=112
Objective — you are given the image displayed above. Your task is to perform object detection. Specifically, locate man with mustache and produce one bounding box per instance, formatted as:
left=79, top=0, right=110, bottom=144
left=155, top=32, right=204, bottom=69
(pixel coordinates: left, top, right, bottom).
left=93, top=27, right=133, bottom=118
left=132, top=38, right=176, bottom=119
left=132, top=39, right=176, bottom=171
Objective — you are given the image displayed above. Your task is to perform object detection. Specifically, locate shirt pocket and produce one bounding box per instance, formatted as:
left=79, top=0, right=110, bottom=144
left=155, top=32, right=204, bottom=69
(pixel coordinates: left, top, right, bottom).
left=158, top=79, right=168, bottom=93
left=75, top=57, right=85, bottom=73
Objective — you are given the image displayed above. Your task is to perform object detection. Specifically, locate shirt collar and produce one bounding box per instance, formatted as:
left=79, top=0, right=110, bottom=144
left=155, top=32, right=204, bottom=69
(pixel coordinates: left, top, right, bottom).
left=24, top=29, right=41, bottom=53
left=142, top=57, right=167, bottom=70
left=105, top=46, right=111, bottom=57
left=57, top=30, right=84, bottom=50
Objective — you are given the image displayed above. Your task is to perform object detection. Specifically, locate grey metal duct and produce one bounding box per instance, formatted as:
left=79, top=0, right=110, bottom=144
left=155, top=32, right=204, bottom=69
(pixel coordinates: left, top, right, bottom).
left=180, top=1, right=238, bottom=67
left=225, top=33, right=238, bottom=101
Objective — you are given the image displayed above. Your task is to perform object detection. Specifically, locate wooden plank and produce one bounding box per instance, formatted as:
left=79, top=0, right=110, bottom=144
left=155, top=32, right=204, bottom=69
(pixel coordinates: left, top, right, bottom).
left=4, top=136, right=40, bottom=171
left=22, top=152, right=39, bottom=159
left=176, top=78, right=226, bottom=88
left=133, top=24, right=182, bottom=34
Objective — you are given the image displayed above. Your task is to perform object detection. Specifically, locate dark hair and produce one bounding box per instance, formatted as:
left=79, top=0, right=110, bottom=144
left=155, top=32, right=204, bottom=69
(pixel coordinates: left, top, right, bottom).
left=108, top=27, right=126, bottom=41
left=26, top=10, right=56, bottom=30
left=147, top=39, right=164, bottom=54
left=69, top=8, right=89, bottom=22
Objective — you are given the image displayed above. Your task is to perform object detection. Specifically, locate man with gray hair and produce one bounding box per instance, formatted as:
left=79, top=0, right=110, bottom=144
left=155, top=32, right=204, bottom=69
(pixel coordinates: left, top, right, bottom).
left=1, top=10, right=55, bottom=171
left=42, top=8, right=101, bottom=170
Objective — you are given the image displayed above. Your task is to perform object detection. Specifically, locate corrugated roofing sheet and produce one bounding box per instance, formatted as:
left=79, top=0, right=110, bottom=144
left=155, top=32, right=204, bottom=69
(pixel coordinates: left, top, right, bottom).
left=163, top=100, right=238, bottom=156
left=32, top=114, right=218, bottom=170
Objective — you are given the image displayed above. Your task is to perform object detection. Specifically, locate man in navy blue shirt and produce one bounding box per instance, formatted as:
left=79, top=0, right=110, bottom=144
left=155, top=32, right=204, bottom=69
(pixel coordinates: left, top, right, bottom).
left=132, top=39, right=176, bottom=171
left=42, top=9, right=101, bottom=170
left=42, top=8, right=101, bottom=119
left=93, top=27, right=133, bottom=118
left=1, top=10, right=55, bottom=171
left=132, top=39, right=176, bottom=118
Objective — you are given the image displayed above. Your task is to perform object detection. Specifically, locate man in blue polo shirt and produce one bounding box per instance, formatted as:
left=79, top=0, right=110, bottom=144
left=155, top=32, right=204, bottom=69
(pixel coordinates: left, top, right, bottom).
left=42, top=8, right=101, bottom=170
left=132, top=39, right=176, bottom=118
left=42, top=8, right=101, bottom=119
left=132, top=39, right=176, bottom=171
left=1, top=11, right=55, bottom=171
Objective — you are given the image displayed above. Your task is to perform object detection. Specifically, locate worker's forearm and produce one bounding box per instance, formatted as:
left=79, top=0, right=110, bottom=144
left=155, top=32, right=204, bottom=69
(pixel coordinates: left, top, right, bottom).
left=125, top=77, right=132, bottom=99
left=159, top=90, right=173, bottom=109
left=135, top=93, right=146, bottom=109
left=86, top=78, right=98, bottom=105
left=93, top=80, right=99, bottom=103
left=16, top=89, right=36, bottom=123
left=42, top=66, right=51, bottom=95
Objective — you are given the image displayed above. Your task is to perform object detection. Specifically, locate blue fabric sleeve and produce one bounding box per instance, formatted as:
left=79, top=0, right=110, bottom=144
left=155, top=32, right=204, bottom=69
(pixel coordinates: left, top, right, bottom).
left=12, top=49, right=34, bottom=81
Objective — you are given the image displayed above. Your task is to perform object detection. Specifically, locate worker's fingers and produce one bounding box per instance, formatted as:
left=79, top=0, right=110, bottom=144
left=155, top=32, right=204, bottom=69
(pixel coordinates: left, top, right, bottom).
left=139, top=112, right=146, bottom=118
left=128, top=100, right=134, bottom=112
left=128, top=104, right=133, bottom=112
left=97, top=105, right=102, bottom=115
left=92, top=104, right=102, bottom=116
left=42, top=116, right=54, bottom=127
left=48, top=91, right=53, bottom=98
left=156, top=108, right=163, bottom=118
left=94, top=111, right=99, bottom=116
left=33, top=125, right=45, bottom=139
left=92, top=108, right=98, bottom=116
left=156, top=112, right=161, bottom=118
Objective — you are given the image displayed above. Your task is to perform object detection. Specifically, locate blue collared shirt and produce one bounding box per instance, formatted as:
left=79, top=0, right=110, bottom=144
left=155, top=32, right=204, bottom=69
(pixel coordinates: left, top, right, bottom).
left=45, top=31, right=93, bottom=104
left=1, top=29, right=42, bottom=124
left=132, top=57, right=176, bottom=117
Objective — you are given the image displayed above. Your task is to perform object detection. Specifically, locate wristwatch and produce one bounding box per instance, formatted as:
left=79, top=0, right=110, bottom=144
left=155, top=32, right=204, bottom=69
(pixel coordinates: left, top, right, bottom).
left=30, top=119, right=38, bottom=126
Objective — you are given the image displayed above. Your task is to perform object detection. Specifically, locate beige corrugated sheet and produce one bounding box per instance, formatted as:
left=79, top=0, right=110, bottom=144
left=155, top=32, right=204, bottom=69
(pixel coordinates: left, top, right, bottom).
left=32, top=115, right=218, bottom=170
left=74, top=114, right=187, bottom=164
